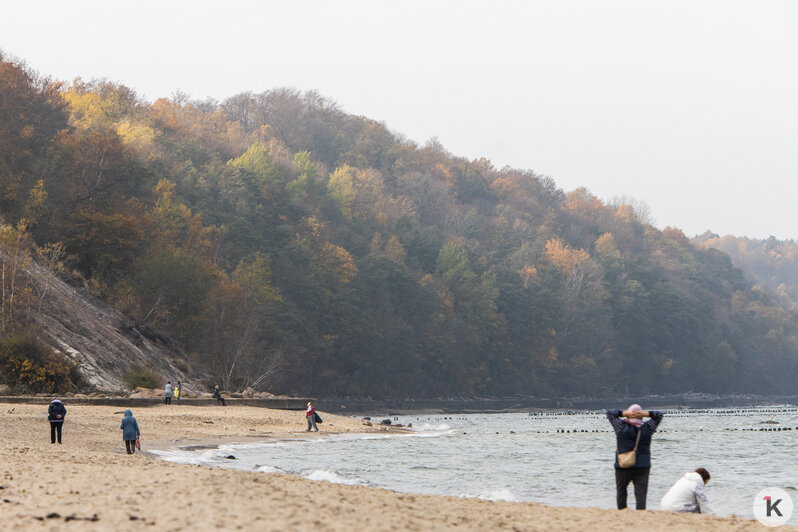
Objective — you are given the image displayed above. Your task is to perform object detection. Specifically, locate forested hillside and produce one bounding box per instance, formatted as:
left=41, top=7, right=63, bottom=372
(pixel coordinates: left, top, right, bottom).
left=694, top=232, right=798, bottom=313
left=2, top=53, right=798, bottom=398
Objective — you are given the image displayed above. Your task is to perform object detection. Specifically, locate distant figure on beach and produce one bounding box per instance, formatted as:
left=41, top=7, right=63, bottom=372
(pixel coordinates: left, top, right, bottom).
left=120, top=409, right=140, bottom=454
left=48, top=396, right=66, bottom=444
left=175, top=381, right=182, bottom=403
left=164, top=381, right=173, bottom=405
left=660, top=468, right=712, bottom=514
left=306, top=401, right=318, bottom=432
left=606, top=404, right=664, bottom=510
left=212, top=385, right=226, bottom=406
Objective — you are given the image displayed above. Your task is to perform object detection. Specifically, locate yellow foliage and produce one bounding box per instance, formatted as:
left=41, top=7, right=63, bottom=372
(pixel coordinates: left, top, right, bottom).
left=233, top=254, right=282, bottom=304
left=117, top=120, right=158, bottom=152
left=384, top=235, right=407, bottom=264
left=369, top=232, right=407, bottom=264
left=0, top=338, right=79, bottom=393
left=304, top=217, right=324, bottom=239
left=595, top=233, right=621, bottom=262
left=154, top=179, right=190, bottom=235
left=518, top=264, right=537, bottom=288
left=321, top=243, right=358, bottom=283
left=328, top=166, right=384, bottom=219
left=328, top=165, right=356, bottom=217
left=64, top=89, right=107, bottom=129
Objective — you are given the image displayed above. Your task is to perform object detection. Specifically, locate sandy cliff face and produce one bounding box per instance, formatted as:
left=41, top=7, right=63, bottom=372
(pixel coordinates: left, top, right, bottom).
left=21, top=257, right=194, bottom=393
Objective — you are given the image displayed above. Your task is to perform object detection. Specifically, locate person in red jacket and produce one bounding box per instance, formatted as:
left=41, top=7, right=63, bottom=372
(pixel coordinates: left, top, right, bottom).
left=306, top=401, right=318, bottom=432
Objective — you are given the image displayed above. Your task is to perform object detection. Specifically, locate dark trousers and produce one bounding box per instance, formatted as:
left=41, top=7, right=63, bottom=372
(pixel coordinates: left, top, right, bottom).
left=216, top=397, right=226, bottom=406
left=50, top=421, right=63, bottom=443
left=125, top=440, right=136, bottom=454
left=615, top=467, right=650, bottom=509
left=164, top=396, right=172, bottom=405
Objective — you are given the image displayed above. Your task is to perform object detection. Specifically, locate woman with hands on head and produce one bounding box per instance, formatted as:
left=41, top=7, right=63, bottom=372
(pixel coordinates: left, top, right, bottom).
left=606, top=404, right=664, bottom=510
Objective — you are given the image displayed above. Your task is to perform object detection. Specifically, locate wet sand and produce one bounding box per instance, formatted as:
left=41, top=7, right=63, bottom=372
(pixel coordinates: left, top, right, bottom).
left=0, top=402, right=784, bottom=531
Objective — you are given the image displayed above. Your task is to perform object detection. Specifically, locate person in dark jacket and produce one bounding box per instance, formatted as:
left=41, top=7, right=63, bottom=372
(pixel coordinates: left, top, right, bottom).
left=607, top=404, right=664, bottom=510
left=120, top=409, right=140, bottom=454
left=48, top=396, right=66, bottom=444
left=212, top=385, right=226, bottom=406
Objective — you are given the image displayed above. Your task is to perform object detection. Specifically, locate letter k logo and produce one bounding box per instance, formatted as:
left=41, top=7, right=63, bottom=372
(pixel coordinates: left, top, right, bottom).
left=755, top=488, right=793, bottom=526
left=764, top=496, right=783, bottom=517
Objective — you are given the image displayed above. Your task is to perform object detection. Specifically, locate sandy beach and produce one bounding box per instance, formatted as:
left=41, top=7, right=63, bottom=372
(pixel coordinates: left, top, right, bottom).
left=0, top=402, right=785, bottom=531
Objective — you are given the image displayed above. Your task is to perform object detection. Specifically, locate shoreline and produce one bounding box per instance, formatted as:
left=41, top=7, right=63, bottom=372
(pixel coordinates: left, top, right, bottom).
left=1, top=402, right=789, bottom=531
left=6, top=393, right=798, bottom=417
left=144, top=427, right=411, bottom=457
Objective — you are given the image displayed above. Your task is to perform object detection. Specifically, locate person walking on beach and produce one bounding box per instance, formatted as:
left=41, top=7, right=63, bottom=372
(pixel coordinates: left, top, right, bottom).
left=120, top=409, right=140, bottom=454
left=212, top=385, right=226, bottom=406
left=164, top=381, right=173, bottom=405
left=660, top=468, right=712, bottom=514
left=48, top=396, right=66, bottom=444
left=175, top=381, right=182, bottom=403
left=306, top=401, right=318, bottom=432
left=606, top=404, right=663, bottom=510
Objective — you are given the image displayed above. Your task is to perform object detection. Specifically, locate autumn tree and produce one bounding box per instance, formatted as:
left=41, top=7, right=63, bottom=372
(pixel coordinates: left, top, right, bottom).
left=0, top=53, right=68, bottom=220
left=0, top=222, right=34, bottom=334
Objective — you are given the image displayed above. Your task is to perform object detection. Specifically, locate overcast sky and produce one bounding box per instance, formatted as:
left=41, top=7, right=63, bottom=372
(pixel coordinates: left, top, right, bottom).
left=2, top=1, right=796, bottom=239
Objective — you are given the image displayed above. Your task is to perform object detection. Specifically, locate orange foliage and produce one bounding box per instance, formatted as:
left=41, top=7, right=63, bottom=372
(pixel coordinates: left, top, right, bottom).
left=545, top=238, right=590, bottom=274
left=490, top=177, right=523, bottom=200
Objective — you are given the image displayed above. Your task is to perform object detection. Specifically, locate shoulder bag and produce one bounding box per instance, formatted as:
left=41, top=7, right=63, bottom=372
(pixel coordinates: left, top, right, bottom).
left=617, top=428, right=641, bottom=468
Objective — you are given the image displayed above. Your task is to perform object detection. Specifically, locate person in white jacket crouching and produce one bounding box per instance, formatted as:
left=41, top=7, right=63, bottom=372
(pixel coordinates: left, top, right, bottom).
left=660, top=468, right=712, bottom=514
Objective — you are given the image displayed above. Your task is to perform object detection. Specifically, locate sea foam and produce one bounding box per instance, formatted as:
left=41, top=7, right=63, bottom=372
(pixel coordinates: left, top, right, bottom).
left=477, top=488, right=521, bottom=502
left=304, top=469, right=366, bottom=486
left=414, top=422, right=452, bottom=432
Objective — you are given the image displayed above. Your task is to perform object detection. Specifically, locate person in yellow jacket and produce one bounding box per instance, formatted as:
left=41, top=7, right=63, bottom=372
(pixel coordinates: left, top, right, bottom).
left=174, top=381, right=181, bottom=403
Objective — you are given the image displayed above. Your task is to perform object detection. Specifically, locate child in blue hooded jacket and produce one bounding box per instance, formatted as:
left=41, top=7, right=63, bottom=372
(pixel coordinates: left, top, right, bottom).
left=120, top=409, right=140, bottom=454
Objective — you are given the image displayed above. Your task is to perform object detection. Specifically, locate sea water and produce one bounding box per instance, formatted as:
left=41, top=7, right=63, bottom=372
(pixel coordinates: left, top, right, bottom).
left=151, top=407, right=798, bottom=523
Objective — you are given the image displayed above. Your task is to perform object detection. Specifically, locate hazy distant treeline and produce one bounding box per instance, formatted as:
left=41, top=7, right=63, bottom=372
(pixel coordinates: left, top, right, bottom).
left=2, top=52, right=798, bottom=397
left=694, top=232, right=798, bottom=313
